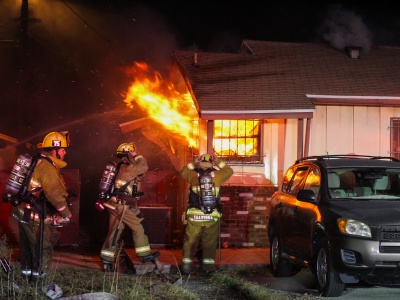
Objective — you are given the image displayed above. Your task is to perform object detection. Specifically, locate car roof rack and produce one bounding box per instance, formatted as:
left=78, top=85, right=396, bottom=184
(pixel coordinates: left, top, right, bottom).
left=295, top=154, right=400, bottom=164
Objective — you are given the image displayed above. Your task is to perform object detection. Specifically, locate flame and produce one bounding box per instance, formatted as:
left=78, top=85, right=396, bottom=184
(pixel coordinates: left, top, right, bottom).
left=214, top=120, right=259, bottom=156
left=123, top=62, right=260, bottom=158
left=123, top=62, right=198, bottom=147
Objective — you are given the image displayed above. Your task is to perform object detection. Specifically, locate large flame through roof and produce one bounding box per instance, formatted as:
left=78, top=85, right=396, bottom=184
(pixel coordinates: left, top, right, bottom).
left=122, top=62, right=260, bottom=159
left=123, top=62, right=198, bottom=148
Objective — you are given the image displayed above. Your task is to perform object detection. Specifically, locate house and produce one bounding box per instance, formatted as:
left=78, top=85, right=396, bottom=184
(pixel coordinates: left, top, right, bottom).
left=174, top=40, right=400, bottom=186
left=171, top=40, right=400, bottom=247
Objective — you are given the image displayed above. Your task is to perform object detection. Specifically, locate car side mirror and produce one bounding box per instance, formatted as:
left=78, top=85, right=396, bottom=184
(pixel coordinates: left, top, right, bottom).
left=297, top=189, right=316, bottom=202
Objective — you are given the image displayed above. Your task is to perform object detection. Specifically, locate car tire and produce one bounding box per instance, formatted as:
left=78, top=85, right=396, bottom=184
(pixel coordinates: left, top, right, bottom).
left=270, top=230, right=293, bottom=277
left=315, top=237, right=345, bottom=297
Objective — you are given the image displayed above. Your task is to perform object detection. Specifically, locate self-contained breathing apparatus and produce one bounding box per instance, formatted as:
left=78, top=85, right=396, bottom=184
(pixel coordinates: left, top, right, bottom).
left=95, top=161, right=144, bottom=211
left=2, top=153, right=76, bottom=225
left=3, top=153, right=42, bottom=208
left=189, top=168, right=220, bottom=214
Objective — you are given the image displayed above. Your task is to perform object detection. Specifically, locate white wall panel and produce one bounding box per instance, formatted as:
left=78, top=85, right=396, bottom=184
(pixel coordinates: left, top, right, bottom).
left=311, top=105, right=400, bottom=158
left=268, top=122, right=279, bottom=185
left=325, top=106, right=339, bottom=154
left=337, top=106, right=354, bottom=154
left=283, top=119, right=298, bottom=172
left=310, top=106, right=327, bottom=155
left=263, top=121, right=274, bottom=185
left=367, top=107, right=380, bottom=155
left=346, top=107, right=381, bottom=156
left=380, top=107, right=394, bottom=156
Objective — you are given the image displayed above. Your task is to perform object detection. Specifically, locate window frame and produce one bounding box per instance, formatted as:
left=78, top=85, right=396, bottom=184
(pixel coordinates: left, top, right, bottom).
left=213, top=119, right=262, bottom=164
left=390, top=117, right=400, bottom=159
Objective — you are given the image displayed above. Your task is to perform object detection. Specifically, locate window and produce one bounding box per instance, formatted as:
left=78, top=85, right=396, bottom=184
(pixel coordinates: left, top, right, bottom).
left=288, top=167, right=308, bottom=195
left=282, top=167, right=295, bottom=192
left=390, top=118, right=400, bottom=159
left=213, top=120, right=261, bottom=164
left=304, top=166, right=321, bottom=198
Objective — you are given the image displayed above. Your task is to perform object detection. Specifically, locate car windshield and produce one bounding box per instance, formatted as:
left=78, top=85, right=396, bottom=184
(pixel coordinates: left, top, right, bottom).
left=327, top=168, right=400, bottom=200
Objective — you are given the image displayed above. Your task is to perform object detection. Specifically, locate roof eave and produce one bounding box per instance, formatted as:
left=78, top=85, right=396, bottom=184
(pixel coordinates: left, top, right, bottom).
left=199, top=109, right=315, bottom=120
left=306, top=95, right=400, bottom=106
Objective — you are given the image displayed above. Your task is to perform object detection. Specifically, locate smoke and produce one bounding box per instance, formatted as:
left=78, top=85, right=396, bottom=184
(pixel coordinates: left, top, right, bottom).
left=0, top=1, right=183, bottom=241
left=0, top=0, right=180, bottom=142
left=319, top=4, right=373, bottom=53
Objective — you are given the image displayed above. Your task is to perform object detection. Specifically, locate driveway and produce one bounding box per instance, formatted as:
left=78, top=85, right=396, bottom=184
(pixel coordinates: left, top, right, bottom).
left=247, top=268, right=400, bottom=299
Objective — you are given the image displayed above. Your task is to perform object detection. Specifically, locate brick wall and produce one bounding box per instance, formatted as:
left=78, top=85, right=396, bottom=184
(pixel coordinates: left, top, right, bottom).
left=219, top=185, right=277, bottom=248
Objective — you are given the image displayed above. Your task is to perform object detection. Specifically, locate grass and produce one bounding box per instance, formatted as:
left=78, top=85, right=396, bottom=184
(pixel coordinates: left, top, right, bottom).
left=0, top=236, right=323, bottom=299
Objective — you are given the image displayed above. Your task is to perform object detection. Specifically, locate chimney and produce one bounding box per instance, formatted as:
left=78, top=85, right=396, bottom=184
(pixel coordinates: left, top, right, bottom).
left=345, top=46, right=362, bottom=59
left=193, top=52, right=198, bottom=66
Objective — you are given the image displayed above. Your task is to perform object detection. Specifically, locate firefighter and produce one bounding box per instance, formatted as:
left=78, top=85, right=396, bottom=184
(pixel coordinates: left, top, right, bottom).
left=100, top=142, right=160, bottom=272
left=12, top=131, right=72, bottom=280
left=180, top=153, right=233, bottom=275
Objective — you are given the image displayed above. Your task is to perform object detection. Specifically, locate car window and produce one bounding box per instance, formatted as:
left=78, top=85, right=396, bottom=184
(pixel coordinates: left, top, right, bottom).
left=288, top=166, right=309, bottom=195
left=304, top=166, right=321, bottom=199
left=281, top=167, right=295, bottom=192
left=328, top=167, right=400, bottom=200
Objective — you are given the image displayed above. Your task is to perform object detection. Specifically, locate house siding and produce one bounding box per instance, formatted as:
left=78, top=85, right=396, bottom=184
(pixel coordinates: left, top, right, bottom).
left=310, top=105, right=400, bottom=157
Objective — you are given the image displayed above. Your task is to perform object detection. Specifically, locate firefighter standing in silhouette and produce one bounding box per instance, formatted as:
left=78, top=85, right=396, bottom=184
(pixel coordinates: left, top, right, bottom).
left=180, top=153, right=233, bottom=275
left=100, top=143, right=160, bottom=272
left=12, top=131, right=72, bottom=280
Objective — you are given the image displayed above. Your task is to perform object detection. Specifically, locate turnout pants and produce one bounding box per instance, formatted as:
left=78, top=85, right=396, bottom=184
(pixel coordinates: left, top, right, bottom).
left=182, top=218, right=219, bottom=272
left=18, top=219, right=55, bottom=277
left=100, top=204, right=151, bottom=263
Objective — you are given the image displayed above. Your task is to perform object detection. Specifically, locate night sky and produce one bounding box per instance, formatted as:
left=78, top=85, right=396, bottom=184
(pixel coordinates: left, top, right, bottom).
left=75, top=0, right=400, bottom=52
left=1, top=0, right=400, bottom=242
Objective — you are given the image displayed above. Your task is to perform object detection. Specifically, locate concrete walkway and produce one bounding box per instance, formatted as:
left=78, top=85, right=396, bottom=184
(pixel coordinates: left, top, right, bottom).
left=47, top=247, right=400, bottom=299
left=51, top=246, right=270, bottom=273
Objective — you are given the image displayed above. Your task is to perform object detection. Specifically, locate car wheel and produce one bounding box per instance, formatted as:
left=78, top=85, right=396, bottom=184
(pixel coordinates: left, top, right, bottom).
left=315, top=237, right=345, bottom=297
left=270, top=230, right=293, bottom=277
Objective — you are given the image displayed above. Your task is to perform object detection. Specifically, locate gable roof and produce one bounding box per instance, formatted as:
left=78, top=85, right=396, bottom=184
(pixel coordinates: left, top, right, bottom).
left=173, top=40, right=400, bottom=120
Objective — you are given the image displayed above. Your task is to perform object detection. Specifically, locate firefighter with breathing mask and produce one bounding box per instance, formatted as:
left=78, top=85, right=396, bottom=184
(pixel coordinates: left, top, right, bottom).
left=99, top=142, right=160, bottom=272
left=11, top=131, right=72, bottom=281
left=180, top=153, right=233, bottom=275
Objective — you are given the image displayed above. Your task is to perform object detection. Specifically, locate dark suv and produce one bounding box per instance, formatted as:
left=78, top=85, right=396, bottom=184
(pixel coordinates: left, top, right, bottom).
left=268, top=155, right=400, bottom=297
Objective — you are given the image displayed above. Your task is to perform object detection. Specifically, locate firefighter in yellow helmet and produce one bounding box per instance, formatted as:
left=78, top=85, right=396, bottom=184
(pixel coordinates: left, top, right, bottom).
left=99, top=142, right=160, bottom=272
left=180, top=153, right=233, bottom=275
left=12, top=131, right=73, bottom=281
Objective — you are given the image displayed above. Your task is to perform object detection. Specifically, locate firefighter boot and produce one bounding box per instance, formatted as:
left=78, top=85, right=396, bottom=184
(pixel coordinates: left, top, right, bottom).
left=103, top=262, right=115, bottom=273
left=181, top=265, right=191, bottom=275
left=141, top=251, right=160, bottom=263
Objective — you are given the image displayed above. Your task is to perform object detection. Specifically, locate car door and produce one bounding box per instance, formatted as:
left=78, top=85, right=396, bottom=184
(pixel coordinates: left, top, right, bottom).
left=291, top=165, right=321, bottom=258
left=279, top=165, right=310, bottom=252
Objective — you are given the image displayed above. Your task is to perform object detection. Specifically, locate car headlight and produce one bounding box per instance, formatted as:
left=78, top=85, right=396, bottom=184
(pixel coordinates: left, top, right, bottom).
left=337, top=218, right=372, bottom=237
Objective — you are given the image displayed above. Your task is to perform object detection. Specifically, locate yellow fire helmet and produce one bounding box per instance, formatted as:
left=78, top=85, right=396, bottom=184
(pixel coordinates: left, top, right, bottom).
left=199, top=153, right=213, bottom=163
left=37, top=131, right=70, bottom=149
left=116, top=142, right=136, bottom=157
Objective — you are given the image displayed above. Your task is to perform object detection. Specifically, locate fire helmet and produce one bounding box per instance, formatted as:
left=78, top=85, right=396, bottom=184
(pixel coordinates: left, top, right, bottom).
left=199, top=153, right=213, bottom=163
left=37, top=131, right=70, bottom=149
left=116, top=142, right=136, bottom=157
